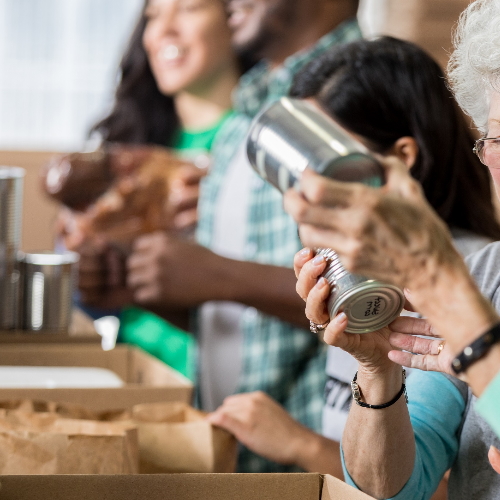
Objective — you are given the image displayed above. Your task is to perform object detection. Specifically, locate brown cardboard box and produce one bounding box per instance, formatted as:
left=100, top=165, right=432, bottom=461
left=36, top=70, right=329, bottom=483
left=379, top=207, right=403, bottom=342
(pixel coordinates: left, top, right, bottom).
left=0, top=150, right=60, bottom=253
left=0, top=344, right=193, bottom=411
left=0, top=473, right=374, bottom=499
left=0, top=309, right=101, bottom=344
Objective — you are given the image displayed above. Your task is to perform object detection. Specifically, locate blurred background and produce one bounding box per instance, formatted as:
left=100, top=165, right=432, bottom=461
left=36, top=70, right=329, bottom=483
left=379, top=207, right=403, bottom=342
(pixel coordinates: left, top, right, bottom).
left=0, top=0, right=468, bottom=152
left=0, top=0, right=143, bottom=151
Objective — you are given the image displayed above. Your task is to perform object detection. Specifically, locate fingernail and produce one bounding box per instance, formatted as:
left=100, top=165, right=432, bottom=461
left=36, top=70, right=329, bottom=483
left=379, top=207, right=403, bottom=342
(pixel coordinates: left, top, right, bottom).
left=334, top=312, right=347, bottom=325
left=317, top=277, right=328, bottom=289
left=313, top=255, right=325, bottom=265
left=299, top=248, right=311, bottom=257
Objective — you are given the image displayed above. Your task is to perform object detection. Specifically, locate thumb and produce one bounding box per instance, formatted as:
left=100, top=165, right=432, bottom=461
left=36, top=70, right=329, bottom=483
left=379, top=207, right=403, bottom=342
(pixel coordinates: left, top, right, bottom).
left=489, top=446, right=500, bottom=474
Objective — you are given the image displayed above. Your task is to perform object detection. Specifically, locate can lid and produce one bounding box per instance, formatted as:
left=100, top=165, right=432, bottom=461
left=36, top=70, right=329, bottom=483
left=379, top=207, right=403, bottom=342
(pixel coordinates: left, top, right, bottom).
left=330, top=281, right=405, bottom=334
left=0, top=166, right=26, bottom=179
left=21, top=251, right=79, bottom=266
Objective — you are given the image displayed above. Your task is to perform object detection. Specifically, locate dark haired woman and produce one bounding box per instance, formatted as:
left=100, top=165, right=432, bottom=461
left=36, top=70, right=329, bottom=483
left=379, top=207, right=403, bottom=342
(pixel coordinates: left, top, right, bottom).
left=84, top=0, right=242, bottom=379
left=208, top=37, right=500, bottom=492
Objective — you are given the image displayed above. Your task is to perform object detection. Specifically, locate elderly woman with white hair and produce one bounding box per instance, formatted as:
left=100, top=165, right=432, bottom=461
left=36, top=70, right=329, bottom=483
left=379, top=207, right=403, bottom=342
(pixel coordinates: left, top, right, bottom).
left=283, top=0, right=500, bottom=498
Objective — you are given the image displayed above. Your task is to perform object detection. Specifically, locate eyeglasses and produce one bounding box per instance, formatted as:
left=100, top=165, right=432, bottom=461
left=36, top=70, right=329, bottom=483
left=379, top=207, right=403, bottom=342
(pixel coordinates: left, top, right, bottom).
left=473, top=137, right=500, bottom=168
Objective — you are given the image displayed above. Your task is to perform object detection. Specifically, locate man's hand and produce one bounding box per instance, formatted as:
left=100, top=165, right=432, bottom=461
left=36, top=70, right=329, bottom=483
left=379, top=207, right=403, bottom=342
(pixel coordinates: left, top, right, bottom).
left=127, top=232, right=227, bottom=307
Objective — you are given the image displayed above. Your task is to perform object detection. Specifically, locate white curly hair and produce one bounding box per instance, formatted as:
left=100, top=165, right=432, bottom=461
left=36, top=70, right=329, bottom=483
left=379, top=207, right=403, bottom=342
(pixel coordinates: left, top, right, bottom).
left=448, top=0, right=500, bottom=133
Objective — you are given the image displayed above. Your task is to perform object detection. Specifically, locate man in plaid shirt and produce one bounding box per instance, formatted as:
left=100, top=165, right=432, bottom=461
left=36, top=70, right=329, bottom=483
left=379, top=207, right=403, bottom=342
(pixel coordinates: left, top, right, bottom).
left=196, top=1, right=362, bottom=472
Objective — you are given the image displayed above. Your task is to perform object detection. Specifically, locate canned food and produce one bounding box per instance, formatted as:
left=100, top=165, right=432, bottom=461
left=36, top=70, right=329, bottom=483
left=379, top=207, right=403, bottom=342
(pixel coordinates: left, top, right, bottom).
left=0, top=257, right=21, bottom=330
left=246, top=98, right=404, bottom=333
left=247, top=97, right=384, bottom=193
left=0, top=167, right=24, bottom=260
left=20, top=252, right=79, bottom=332
left=316, top=249, right=404, bottom=334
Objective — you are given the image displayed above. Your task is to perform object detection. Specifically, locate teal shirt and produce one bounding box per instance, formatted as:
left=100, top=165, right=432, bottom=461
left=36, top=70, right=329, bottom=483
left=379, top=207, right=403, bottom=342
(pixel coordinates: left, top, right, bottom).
left=477, top=371, right=500, bottom=439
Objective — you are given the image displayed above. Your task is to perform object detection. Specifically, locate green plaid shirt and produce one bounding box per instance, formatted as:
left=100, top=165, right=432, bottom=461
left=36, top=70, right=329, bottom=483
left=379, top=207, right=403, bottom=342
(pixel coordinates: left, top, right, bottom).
left=197, top=19, right=362, bottom=473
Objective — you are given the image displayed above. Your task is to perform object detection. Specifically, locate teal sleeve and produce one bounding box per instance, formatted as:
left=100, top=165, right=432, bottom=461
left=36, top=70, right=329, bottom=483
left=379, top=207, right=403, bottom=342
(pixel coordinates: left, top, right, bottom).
left=476, top=371, right=500, bottom=439
left=341, top=371, right=465, bottom=500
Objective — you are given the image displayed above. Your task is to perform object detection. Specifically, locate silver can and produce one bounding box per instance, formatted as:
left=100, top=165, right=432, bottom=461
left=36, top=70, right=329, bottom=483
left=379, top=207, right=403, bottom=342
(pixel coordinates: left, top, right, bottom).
left=317, top=249, right=404, bottom=334
left=246, top=97, right=404, bottom=333
left=0, top=167, right=25, bottom=330
left=0, top=166, right=24, bottom=257
left=20, top=252, right=79, bottom=332
left=247, top=97, right=384, bottom=193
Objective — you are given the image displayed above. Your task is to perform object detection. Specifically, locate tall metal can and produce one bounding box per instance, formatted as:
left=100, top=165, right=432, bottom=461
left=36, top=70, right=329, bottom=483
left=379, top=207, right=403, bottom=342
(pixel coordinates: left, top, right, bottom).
left=20, top=252, right=79, bottom=332
left=247, top=97, right=404, bottom=333
left=0, top=167, right=25, bottom=329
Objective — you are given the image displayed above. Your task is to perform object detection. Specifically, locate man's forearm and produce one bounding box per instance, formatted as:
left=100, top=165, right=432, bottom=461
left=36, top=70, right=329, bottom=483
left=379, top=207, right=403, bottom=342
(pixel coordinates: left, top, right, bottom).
left=214, top=256, right=309, bottom=328
left=342, top=362, right=415, bottom=498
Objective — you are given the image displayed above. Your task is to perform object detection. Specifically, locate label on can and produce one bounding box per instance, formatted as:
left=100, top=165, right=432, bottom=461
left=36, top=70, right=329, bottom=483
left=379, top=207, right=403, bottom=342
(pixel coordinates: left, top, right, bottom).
left=349, top=295, right=387, bottom=321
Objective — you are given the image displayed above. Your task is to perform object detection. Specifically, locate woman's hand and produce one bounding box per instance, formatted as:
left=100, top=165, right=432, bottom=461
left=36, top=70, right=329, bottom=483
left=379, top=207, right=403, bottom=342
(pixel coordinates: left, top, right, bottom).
left=285, top=158, right=461, bottom=293
left=165, top=163, right=208, bottom=233
left=387, top=316, right=457, bottom=377
left=295, top=248, right=395, bottom=373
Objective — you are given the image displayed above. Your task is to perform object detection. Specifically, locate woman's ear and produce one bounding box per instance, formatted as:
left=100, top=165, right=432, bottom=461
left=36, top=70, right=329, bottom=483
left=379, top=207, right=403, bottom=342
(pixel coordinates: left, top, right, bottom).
left=388, top=137, right=419, bottom=170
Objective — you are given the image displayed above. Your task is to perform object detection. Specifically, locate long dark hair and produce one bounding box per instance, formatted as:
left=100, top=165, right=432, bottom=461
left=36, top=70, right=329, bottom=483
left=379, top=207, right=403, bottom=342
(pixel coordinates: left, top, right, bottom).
left=91, top=9, right=179, bottom=146
left=290, top=36, right=500, bottom=240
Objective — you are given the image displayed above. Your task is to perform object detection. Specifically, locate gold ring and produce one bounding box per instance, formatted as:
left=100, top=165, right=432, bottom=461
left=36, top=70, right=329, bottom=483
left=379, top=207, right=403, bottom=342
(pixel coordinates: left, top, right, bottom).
left=437, top=341, right=445, bottom=355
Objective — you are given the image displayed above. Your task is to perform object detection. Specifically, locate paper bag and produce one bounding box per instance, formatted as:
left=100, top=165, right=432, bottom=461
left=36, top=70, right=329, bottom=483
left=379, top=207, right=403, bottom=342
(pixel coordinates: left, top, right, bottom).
left=0, top=411, right=138, bottom=474
left=131, top=402, right=237, bottom=473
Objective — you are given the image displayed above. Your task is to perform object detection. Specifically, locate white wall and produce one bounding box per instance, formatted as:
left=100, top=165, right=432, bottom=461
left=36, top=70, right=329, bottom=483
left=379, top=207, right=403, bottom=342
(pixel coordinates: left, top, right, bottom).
left=0, top=0, right=143, bottom=151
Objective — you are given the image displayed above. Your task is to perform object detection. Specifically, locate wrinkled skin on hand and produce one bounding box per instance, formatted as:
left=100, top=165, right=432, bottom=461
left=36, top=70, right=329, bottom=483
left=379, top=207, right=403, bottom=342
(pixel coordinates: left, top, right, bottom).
left=294, top=248, right=457, bottom=376
left=284, top=158, right=463, bottom=293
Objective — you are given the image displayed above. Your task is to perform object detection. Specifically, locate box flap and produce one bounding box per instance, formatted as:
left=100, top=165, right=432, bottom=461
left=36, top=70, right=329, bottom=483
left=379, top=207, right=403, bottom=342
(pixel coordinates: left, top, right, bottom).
left=321, top=475, right=375, bottom=500
left=0, top=474, right=322, bottom=500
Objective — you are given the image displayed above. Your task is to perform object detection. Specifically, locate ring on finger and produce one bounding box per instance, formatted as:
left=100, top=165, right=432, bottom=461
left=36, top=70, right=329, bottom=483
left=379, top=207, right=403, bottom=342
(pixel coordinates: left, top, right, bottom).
left=437, top=340, right=445, bottom=355
left=310, top=320, right=330, bottom=334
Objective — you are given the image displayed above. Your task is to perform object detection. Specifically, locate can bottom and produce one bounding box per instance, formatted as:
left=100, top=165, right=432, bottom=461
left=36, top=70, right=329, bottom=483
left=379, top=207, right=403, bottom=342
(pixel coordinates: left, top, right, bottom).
left=329, top=281, right=405, bottom=334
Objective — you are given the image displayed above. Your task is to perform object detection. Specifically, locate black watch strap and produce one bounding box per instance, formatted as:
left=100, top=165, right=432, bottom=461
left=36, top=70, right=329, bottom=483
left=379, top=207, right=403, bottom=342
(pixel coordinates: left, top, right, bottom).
left=451, top=322, right=500, bottom=375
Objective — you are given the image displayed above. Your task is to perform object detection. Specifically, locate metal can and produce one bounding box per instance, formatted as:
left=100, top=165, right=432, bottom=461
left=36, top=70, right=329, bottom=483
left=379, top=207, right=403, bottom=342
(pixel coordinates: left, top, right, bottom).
left=247, top=97, right=384, bottom=193
left=0, top=167, right=25, bottom=330
left=246, top=97, right=404, bottom=333
left=316, top=249, right=404, bottom=334
left=20, top=252, right=79, bottom=332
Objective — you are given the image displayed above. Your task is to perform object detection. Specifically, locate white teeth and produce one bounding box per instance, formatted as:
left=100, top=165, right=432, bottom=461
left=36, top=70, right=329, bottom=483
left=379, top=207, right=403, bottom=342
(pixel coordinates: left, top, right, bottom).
left=160, top=45, right=183, bottom=61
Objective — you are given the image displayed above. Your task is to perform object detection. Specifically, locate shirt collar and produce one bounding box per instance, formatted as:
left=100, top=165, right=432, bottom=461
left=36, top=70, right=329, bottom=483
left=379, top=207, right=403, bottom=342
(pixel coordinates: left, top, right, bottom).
left=233, top=18, right=362, bottom=118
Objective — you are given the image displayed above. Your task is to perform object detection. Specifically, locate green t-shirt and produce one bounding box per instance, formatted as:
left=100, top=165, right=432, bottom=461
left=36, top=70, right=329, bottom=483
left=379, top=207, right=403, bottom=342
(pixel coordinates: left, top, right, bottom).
left=119, top=111, right=233, bottom=380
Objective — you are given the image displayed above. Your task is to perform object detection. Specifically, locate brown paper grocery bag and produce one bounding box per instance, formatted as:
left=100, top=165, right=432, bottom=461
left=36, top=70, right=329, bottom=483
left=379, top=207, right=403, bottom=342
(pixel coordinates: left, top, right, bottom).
left=0, top=412, right=138, bottom=474
left=131, top=402, right=237, bottom=473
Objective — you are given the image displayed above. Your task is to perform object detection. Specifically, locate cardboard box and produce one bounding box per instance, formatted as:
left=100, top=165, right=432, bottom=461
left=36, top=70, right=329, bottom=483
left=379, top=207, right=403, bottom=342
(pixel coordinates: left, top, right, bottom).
left=0, top=473, right=374, bottom=499
left=0, top=344, right=193, bottom=411
left=0, top=309, right=101, bottom=344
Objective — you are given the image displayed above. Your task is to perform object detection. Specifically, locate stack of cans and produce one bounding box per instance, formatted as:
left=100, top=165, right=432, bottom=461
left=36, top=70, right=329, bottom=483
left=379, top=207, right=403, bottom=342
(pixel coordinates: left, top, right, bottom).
left=0, top=166, right=79, bottom=332
left=0, top=167, right=25, bottom=330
